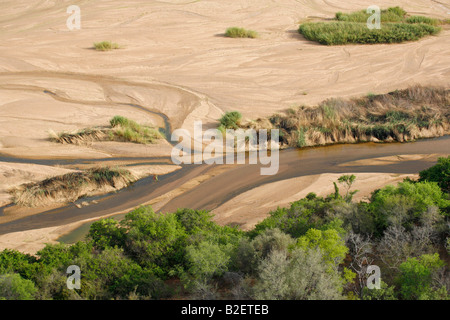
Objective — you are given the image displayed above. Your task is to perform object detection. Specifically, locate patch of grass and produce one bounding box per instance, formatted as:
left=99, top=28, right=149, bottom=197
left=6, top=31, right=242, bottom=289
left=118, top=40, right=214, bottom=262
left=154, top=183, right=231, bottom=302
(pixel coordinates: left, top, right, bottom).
left=300, top=7, right=442, bottom=45
left=335, top=7, right=406, bottom=23
left=93, top=41, right=120, bottom=51
left=299, top=21, right=440, bottom=45
left=10, top=167, right=135, bottom=207
left=225, top=27, right=258, bottom=39
left=50, top=116, right=162, bottom=145
left=110, top=115, right=163, bottom=144
left=406, top=16, right=440, bottom=26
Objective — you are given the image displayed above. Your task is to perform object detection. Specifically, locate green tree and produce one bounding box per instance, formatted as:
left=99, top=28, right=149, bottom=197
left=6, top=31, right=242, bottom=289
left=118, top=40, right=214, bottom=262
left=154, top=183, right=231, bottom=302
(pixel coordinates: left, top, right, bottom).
left=120, top=206, right=187, bottom=272
left=253, top=248, right=343, bottom=300
left=88, top=218, right=125, bottom=249
left=0, top=273, right=37, bottom=300
left=337, top=174, right=358, bottom=202
left=398, top=253, right=448, bottom=300
left=370, top=181, right=450, bottom=233
left=297, top=228, right=348, bottom=266
left=185, top=241, right=231, bottom=280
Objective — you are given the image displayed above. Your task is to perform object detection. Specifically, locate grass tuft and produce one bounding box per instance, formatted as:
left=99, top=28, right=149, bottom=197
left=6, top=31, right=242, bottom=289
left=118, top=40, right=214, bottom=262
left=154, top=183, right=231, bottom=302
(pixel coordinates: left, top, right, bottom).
left=93, top=41, right=121, bottom=51
left=225, top=27, right=258, bottom=39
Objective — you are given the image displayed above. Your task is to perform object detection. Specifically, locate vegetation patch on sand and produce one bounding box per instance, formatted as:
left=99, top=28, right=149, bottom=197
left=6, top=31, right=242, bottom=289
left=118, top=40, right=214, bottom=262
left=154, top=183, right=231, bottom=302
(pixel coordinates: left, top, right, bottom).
left=225, top=27, right=258, bottom=38
left=49, top=116, right=163, bottom=145
left=242, top=86, right=449, bottom=148
left=93, top=41, right=121, bottom=51
left=10, top=167, right=136, bottom=207
left=299, top=7, right=442, bottom=45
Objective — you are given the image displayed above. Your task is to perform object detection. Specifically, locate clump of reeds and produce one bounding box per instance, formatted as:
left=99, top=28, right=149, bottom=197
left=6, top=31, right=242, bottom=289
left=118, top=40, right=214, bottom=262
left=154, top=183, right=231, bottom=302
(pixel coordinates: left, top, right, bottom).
left=10, top=167, right=136, bottom=207
left=243, top=85, right=449, bottom=148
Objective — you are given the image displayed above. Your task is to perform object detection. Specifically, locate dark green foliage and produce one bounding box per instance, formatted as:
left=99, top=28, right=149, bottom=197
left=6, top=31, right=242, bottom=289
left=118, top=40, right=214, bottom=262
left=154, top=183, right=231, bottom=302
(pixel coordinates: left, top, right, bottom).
left=88, top=218, right=126, bottom=250
left=419, top=156, right=450, bottom=193
left=110, top=265, right=172, bottom=299
left=0, top=249, right=38, bottom=281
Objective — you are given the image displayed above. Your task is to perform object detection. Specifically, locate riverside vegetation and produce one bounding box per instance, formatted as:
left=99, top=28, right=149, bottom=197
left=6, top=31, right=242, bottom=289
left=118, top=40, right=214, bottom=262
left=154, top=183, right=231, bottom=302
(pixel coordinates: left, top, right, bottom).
left=0, top=157, right=448, bottom=300
left=11, top=115, right=163, bottom=207
left=227, top=86, right=449, bottom=148
left=10, top=167, right=136, bottom=207
left=299, top=7, right=445, bottom=45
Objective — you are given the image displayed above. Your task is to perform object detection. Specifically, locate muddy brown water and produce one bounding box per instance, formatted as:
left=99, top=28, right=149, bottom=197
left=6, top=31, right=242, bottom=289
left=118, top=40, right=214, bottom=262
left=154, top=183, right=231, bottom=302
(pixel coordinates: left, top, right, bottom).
left=0, top=136, right=449, bottom=244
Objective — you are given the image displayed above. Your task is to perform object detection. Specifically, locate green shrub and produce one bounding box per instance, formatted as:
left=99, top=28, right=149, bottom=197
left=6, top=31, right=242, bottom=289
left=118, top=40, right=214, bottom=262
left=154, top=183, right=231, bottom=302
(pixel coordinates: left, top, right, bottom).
left=225, top=27, right=258, bottom=38
left=219, top=111, right=242, bottom=129
left=110, top=115, right=162, bottom=144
